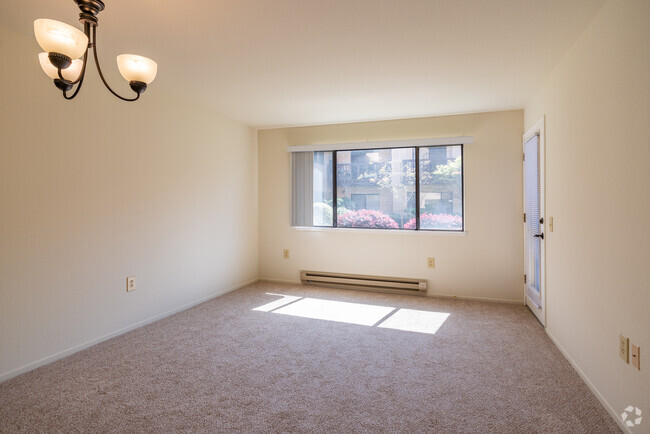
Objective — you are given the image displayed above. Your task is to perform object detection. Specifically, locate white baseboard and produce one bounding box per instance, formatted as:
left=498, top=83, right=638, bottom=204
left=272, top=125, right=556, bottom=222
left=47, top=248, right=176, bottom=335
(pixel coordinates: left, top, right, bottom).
left=0, top=278, right=259, bottom=383
left=259, top=278, right=302, bottom=285
left=545, top=328, right=629, bottom=433
left=427, top=292, right=524, bottom=305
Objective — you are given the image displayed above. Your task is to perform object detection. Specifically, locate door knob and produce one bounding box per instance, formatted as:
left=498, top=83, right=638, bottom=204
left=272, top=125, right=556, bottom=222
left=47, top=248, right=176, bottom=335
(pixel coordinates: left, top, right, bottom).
left=534, top=233, right=544, bottom=240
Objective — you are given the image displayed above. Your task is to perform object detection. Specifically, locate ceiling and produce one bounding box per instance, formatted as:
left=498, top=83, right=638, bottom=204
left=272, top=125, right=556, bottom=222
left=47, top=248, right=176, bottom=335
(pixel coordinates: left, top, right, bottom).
left=0, top=0, right=606, bottom=128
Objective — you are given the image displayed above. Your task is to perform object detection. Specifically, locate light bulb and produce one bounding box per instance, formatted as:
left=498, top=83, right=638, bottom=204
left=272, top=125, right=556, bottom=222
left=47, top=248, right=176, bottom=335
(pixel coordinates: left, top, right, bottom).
left=34, top=19, right=88, bottom=60
left=117, top=54, right=158, bottom=84
left=38, top=52, right=83, bottom=81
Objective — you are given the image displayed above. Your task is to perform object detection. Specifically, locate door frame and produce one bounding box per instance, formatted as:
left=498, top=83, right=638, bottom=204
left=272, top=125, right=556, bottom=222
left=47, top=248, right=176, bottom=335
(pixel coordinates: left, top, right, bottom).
left=523, top=116, right=546, bottom=326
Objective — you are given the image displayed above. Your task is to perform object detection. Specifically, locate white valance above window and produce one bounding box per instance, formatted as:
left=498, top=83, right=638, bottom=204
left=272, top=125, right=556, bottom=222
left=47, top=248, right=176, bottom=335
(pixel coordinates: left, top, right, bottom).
left=286, top=136, right=473, bottom=153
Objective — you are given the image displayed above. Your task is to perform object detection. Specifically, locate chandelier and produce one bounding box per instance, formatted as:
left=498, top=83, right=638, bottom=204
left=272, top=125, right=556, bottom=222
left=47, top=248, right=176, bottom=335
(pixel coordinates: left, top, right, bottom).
left=34, top=0, right=157, bottom=101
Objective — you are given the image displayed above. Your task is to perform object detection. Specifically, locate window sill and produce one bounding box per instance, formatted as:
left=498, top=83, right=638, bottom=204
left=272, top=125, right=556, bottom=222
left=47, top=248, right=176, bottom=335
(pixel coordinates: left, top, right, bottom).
left=293, top=226, right=467, bottom=236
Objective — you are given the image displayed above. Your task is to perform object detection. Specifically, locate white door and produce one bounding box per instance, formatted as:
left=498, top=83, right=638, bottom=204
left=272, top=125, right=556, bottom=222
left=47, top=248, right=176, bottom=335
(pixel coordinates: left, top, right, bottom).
left=523, top=118, right=545, bottom=326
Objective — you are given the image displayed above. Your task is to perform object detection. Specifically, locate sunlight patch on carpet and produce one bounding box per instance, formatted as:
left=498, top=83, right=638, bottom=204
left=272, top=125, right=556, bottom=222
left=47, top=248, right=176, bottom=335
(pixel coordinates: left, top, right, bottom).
left=377, top=308, right=450, bottom=334
left=252, top=293, right=302, bottom=312
left=273, top=297, right=395, bottom=326
left=254, top=293, right=449, bottom=334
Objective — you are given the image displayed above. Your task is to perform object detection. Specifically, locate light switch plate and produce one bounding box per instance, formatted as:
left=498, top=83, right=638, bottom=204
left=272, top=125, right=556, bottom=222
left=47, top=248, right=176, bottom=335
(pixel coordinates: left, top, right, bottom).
left=126, top=276, right=136, bottom=292
left=282, top=249, right=290, bottom=259
left=631, top=343, right=640, bottom=370
left=620, top=334, right=629, bottom=363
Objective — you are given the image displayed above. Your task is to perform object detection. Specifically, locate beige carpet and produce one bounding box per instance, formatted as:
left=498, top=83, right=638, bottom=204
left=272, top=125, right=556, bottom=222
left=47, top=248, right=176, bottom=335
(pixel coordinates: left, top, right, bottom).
left=0, top=281, right=620, bottom=433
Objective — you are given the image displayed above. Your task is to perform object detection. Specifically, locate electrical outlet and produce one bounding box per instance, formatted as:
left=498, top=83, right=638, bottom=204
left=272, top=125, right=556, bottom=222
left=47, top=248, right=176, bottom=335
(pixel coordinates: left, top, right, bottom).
left=283, top=249, right=290, bottom=259
left=126, top=276, right=136, bottom=292
left=631, top=343, right=640, bottom=370
left=620, top=334, right=629, bottom=363
left=427, top=257, right=435, bottom=268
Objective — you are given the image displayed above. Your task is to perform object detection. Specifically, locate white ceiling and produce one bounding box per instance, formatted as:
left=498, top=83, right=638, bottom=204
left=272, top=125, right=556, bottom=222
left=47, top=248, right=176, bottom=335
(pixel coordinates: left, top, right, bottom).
left=0, top=0, right=606, bottom=128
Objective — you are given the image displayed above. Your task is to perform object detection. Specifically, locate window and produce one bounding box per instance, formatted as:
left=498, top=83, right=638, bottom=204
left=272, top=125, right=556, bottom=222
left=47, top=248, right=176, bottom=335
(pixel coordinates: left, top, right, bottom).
left=418, top=146, right=463, bottom=230
left=336, top=148, right=416, bottom=229
left=293, top=142, right=464, bottom=231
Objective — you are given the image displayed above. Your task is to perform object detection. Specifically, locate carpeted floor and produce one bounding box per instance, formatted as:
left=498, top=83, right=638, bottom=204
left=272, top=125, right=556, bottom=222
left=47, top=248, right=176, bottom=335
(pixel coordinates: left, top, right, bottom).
left=0, top=281, right=620, bottom=433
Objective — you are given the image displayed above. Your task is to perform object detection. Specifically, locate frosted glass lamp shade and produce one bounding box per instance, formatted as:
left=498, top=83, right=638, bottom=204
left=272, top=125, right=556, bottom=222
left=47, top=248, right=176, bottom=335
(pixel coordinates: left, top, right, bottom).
left=117, top=54, right=158, bottom=84
left=38, top=52, right=83, bottom=81
left=34, top=19, right=88, bottom=60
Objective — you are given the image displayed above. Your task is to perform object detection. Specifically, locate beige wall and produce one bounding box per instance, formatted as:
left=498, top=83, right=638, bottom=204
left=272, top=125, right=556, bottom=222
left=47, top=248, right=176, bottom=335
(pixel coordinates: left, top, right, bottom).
left=258, top=110, right=524, bottom=303
left=524, top=0, right=649, bottom=424
left=0, top=27, right=259, bottom=380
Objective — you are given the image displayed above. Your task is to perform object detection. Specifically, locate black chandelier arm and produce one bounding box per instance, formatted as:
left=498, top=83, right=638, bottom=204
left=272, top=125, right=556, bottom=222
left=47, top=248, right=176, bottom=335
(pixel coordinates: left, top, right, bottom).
left=62, top=71, right=85, bottom=100
left=91, top=26, right=140, bottom=102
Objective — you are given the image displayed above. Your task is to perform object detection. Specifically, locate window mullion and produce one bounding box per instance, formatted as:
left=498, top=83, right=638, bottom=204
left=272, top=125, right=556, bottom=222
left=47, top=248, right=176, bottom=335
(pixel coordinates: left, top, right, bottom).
left=415, top=147, right=420, bottom=230
left=460, top=145, right=464, bottom=232
left=332, top=151, right=337, bottom=227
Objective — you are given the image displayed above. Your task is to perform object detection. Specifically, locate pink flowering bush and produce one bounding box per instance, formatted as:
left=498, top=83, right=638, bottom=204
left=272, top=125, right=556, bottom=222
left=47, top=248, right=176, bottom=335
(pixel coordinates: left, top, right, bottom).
left=337, top=209, right=399, bottom=229
left=404, top=213, right=462, bottom=230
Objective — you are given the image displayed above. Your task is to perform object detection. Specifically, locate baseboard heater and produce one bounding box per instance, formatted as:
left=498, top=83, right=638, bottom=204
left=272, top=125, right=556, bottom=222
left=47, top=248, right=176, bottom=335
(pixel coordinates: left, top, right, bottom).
left=300, top=270, right=427, bottom=295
